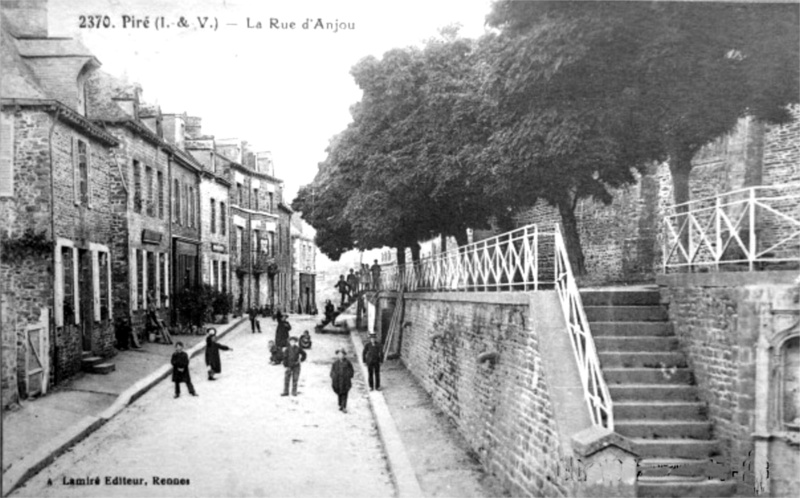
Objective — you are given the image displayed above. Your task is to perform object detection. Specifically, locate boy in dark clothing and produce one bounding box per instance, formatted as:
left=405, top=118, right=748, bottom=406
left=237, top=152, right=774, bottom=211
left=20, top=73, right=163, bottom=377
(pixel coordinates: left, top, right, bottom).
left=362, top=333, right=383, bottom=391
left=346, top=269, right=359, bottom=302
left=370, top=260, right=381, bottom=290
left=281, top=336, right=307, bottom=396
left=275, top=314, right=292, bottom=349
left=171, top=342, right=197, bottom=398
left=330, top=349, right=355, bottom=412
left=249, top=307, right=262, bottom=334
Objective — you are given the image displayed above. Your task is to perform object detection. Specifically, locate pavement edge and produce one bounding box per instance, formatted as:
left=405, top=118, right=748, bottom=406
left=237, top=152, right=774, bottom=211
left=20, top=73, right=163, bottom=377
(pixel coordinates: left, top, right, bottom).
left=1, top=318, right=247, bottom=497
left=350, top=330, right=425, bottom=498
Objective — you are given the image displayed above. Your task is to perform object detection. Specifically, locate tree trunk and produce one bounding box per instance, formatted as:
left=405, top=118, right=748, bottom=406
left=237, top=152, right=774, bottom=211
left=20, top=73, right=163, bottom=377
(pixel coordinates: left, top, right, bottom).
left=440, top=234, right=447, bottom=253
left=453, top=229, right=469, bottom=248
left=556, top=197, right=586, bottom=276
left=410, top=243, right=421, bottom=263
left=396, top=246, right=406, bottom=291
left=669, top=146, right=696, bottom=264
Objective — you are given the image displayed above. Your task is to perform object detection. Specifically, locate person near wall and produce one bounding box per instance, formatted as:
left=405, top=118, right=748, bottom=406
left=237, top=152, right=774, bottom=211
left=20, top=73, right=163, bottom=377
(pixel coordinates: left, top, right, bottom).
left=330, top=349, right=355, bottom=412
left=346, top=269, right=359, bottom=302
left=205, top=328, right=233, bottom=381
left=362, top=332, right=383, bottom=391
left=281, top=336, right=307, bottom=396
left=370, top=260, right=382, bottom=291
left=275, top=314, right=292, bottom=348
left=334, top=275, right=350, bottom=307
left=171, top=341, right=197, bottom=398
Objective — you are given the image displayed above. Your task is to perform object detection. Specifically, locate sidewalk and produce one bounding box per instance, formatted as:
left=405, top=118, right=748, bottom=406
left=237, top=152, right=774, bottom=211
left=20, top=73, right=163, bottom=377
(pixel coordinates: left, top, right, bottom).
left=1, top=317, right=246, bottom=496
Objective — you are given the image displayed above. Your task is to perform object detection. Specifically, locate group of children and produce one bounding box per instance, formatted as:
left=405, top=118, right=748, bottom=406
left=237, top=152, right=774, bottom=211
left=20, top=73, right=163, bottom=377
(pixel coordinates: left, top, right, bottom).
left=170, top=328, right=233, bottom=398
left=169, top=314, right=376, bottom=414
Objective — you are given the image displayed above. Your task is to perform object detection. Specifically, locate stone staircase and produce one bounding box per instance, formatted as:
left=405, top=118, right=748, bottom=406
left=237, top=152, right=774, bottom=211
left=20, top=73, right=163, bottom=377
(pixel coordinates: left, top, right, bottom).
left=81, top=351, right=116, bottom=374
left=581, top=289, right=735, bottom=498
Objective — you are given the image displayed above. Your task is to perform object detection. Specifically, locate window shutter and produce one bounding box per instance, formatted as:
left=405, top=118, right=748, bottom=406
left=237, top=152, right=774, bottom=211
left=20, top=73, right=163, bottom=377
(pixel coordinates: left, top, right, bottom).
left=86, top=143, right=93, bottom=209
left=54, top=245, right=64, bottom=326
left=72, top=138, right=79, bottom=205
left=164, top=256, right=169, bottom=307
left=142, top=250, right=148, bottom=310
left=130, top=247, right=137, bottom=311
left=72, top=247, right=80, bottom=324
left=155, top=252, right=161, bottom=308
left=106, top=252, right=113, bottom=321
left=0, top=113, right=14, bottom=197
left=92, top=250, right=100, bottom=321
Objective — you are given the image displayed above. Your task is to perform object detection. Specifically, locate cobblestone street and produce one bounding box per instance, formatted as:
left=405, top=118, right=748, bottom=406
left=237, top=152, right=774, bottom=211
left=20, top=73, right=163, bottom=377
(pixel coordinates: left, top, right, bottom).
left=11, top=317, right=395, bottom=498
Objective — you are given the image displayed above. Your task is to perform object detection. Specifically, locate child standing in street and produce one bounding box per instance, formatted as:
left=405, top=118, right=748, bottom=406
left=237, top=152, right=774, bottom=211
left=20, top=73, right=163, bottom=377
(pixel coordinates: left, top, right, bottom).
left=330, top=349, right=354, bottom=412
left=171, top=342, right=197, bottom=398
left=205, top=328, right=233, bottom=381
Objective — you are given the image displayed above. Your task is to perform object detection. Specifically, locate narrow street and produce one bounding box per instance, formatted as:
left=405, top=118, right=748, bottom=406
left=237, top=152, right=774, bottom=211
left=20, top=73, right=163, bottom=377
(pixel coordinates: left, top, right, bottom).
left=11, top=316, right=395, bottom=498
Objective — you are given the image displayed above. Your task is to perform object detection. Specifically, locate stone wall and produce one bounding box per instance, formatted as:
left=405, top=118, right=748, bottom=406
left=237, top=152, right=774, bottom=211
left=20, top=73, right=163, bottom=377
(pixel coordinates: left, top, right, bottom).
left=393, top=292, right=572, bottom=497
left=515, top=109, right=800, bottom=286
left=658, top=271, right=799, bottom=495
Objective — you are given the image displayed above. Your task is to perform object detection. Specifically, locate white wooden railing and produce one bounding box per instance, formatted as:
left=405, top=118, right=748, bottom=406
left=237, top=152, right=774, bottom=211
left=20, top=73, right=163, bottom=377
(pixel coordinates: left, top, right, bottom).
left=663, top=184, right=800, bottom=271
left=554, top=226, right=614, bottom=430
left=377, top=223, right=613, bottom=430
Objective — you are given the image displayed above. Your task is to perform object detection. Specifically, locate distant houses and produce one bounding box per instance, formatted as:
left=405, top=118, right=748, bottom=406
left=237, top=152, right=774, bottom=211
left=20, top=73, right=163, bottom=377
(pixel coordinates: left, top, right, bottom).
left=0, top=2, right=317, bottom=407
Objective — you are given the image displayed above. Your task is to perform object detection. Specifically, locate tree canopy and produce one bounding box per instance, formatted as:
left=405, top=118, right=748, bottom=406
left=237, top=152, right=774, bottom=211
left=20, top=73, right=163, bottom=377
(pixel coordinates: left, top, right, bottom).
left=296, top=2, right=799, bottom=272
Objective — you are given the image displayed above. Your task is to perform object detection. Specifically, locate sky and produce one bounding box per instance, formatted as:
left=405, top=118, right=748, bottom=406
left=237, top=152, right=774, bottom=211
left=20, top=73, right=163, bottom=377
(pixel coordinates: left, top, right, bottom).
left=48, top=0, right=495, bottom=202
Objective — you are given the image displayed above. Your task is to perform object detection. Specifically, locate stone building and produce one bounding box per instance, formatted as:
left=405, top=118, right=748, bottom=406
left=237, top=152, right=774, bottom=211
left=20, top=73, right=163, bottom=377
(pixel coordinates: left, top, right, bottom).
left=85, top=73, right=172, bottom=339
left=290, top=217, right=317, bottom=314
left=184, top=117, right=232, bottom=297
left=1, top=6, right=119, bottom=404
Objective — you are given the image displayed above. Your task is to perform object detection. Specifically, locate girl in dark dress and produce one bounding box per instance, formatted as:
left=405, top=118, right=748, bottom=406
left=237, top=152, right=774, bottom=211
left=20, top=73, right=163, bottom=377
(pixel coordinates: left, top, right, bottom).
left=205, top=328, right=232, bottom=380
left=330, top=349, right=355, bottom=412
left=275, top=315, right=292, bottom=349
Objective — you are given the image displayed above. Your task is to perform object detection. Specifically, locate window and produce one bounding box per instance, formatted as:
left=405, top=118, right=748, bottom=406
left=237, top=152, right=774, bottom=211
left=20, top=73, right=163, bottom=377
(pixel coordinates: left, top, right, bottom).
left=213, top=261, right=219, bottom=291
left=220, top=202, right=227, bottom=236
left=146, top=166, right=154, bottom=216
left=269, top=192, right=273, bottom=213
left=237, top=183, right=243, bottom=207
left=136, top=250, right=144, bottom=309
left=269, top=232, right=275, bottom=257
left=237, top=227, right=244, bottom=260
left=210, top=199, right=216, bottom=234
left=157, top=171, right=164, bottom=219
left=74, top=139, right=89, bottom=206
left=253, top=189, right=259, bottom=211
left=147, top=251, right=156, bottom=304
left=254, top=229, right=261, bottom=254
left=1, top=113, right=14, bottom=197
left=62, top=246, right=75, bottom=324
left=98, top=251, right=110, bottom=321
left=160, top=253, right=169, bottom=307
left=221, top=261, right=228, bottom=293
left=189, top=186, right=196, bottom=228
left=133, top=160, right=142, bottom=213
left=174, top=179, right=180, bottom=223
left=781, top=337, right=800, bottom=429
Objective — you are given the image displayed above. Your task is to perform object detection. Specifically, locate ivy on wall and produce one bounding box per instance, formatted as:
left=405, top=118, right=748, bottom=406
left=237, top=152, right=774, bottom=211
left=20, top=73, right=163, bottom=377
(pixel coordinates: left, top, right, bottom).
left=1, top=228, right=53, bottom=263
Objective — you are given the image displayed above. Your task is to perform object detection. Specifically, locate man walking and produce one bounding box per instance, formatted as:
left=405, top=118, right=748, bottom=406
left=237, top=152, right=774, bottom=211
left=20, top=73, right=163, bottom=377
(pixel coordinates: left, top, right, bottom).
left=346, top=269, right=359, bottom=302
left=362, top=332, right=383, bottom=391
left=281, top=336, right=307, bottom=396
left=248, top=306, right=262, bottom=334
left=334, top=275, right=350, bottom=307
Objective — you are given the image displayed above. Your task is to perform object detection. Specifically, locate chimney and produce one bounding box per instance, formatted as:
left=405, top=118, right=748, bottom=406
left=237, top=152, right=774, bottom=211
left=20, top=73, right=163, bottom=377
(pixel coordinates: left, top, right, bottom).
left=185, top=116, right=202, bottom=139
left=256, top=151, right=274, bottom=176
left=216, top=138, right=242, bottom=163
left=162, top=113, right=186, bottom=150
left=2, top=0, right=48, bottom=37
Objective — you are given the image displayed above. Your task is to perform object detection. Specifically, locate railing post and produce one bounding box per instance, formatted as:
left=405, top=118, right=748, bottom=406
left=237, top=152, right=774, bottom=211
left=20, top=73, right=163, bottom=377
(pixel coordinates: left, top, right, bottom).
left=749, top=187, right=756, bottom=271
left=715, top=196, right=722, bottom=270
left=533, top=224, right=539, bottom=291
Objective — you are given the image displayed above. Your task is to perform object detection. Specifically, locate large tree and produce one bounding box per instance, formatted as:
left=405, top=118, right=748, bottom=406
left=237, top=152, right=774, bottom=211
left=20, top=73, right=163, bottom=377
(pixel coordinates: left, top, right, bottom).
left=294, top=30, right=499, bottom=259
left=487, top=0, right=800, bottom=211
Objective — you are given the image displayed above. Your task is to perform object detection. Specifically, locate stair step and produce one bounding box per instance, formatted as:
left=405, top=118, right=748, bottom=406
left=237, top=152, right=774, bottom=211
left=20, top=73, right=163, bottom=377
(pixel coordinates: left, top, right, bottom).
left=90, top=362, right=116, bottom=374
left=615, top=420, right=712, bottom=439
left=615, top=401, right=706, bottom=420
left=81, top=356, right=104, bottom=371
left=604, top=368, right=694, bottom=385
left=609, top=384, right=698, bottom=402
left=637, top=477, right=736, bottom=497
left=591, top=322, right=674, bottom=337
left=580, top=290, right=661, bottom=306
left=599, top=351, right=687, bottom=368
left=638, top=458, right=729, bottom=478
left=632, top=438, right=721, bottom=459
left=585, top=305, right=668, bottom=322
left=594, top=336, right=679, bottom=352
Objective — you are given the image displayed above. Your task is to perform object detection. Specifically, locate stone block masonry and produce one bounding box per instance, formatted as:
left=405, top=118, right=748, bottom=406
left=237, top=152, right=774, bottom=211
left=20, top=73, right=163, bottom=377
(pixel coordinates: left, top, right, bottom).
left=658, top=271, right=799, bottom=496
left=393, top=292, right=572, bottom=497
